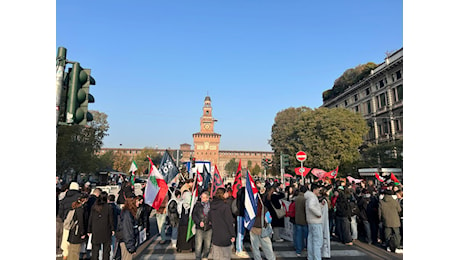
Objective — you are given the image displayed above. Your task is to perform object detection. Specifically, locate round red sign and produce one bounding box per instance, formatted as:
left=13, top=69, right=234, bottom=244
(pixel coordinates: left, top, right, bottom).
left=296, top=151, right=307, bottom=162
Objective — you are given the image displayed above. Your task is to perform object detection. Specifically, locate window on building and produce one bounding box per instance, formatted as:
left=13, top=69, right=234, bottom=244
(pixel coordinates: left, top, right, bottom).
left=354, top=106, right=359, bottom=113
left=378, top=93, right=387, bottom=109
left=379, top=80, right=385, bottom=88
left=396, top=70, right=402, bottom=80
left=392, top=84, right=403, bottom=103
left=367, top=101, right=372, bottom=114
left=365, top=87, right=370, bottom=96
left=344, top=99, right=348, bottom=106
left=354, top=94, right=358, bottom=102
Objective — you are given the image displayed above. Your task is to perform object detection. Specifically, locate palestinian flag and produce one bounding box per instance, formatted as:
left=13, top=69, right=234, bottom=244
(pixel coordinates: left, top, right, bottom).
left=128, top=160, right=138, bottom=186
left=375, top=172, right=385, bottom=182
left=390, top=173, right=401, bottom=185
left=186, top=172, right=199, bottom=241
left=232, top=159, right=242, bottom=199
left=327, top=166, right=339, bottom=179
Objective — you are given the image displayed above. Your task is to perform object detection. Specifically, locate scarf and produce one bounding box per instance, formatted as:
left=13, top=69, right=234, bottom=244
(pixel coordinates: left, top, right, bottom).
left=202, top=201, right=210, bottom=216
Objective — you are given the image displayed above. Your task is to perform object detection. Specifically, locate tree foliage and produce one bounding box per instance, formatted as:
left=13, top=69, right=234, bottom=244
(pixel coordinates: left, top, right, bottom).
left=322, top=62, right=377, bottom=102
left=56, top=110, right=110, bottom=178
left=269, top=107, right=369, bottom=176
left=224, top=158, right=239, bottom=176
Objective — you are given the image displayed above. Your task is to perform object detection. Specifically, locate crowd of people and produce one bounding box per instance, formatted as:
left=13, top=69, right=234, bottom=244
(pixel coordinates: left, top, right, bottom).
left=56, top=174, right=403, bottom=260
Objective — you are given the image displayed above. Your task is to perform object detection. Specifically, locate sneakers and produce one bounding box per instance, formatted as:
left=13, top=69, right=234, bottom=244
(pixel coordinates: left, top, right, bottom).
left=395, top=248, right=403, bottom=254
left=296, top=253, right=302, bottom=257
left=235, top=251, right=249, bottom=257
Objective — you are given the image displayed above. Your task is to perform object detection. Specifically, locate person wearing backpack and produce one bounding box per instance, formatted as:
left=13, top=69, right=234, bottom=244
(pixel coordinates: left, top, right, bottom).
left=59, top=182, right=81, bottom=260
left=67, top=196, right=88, bottom=260
left=117, top=196, right=140, bottom=260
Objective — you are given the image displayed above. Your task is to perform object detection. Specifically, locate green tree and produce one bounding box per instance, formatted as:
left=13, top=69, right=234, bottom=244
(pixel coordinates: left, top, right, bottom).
left=270, top=107, right=369, bottom=177
left=224, top=158, right=239, bottom=177
left=56, top=110, right=110, bottom=179
left=251, top=164, right=262, bottom=177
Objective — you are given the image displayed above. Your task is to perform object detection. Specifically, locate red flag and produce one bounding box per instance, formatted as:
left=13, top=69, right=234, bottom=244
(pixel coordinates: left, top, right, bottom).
left=390, top=173, right=400, bottom=184
left=232, top=159, right=242, bottom=199
left=295, top=167, right=311, bottom=177
left=211, top=165, right=225, bottom=198
left=311, top=168, right=328, bottom=180
left=375, top=172, right=385, bottom=182
left=326, top=166, right=339, bottom=179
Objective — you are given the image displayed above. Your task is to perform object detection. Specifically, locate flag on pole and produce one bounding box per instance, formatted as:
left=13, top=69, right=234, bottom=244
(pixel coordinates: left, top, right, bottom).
left=202, top=165, right=211, bottom=190
left=375, top=172, right=385, bottom=182
left=186, top=172, right=199, bottom=241
left=129, top=160, right=138, bottom=186
left=244, top=170, right=258, bottom=230
left=390, top=173, right=401, bottom=184
left=144, top=157, right=168, bottom=210
left=326, top=166, right=339, bottom=179
left=232, top=159, right=242, bottom=198
left=158, top=150, right=180, bottom=184
left=211, top=165, right=225, bottom=198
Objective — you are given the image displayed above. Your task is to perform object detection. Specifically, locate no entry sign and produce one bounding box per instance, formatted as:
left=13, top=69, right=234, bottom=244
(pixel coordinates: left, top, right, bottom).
left=296, top=151, right=307, bottom=162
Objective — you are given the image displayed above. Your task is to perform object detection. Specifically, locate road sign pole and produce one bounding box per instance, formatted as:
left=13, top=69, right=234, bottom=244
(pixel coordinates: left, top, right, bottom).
left=301, top=161, right=304, bottom=185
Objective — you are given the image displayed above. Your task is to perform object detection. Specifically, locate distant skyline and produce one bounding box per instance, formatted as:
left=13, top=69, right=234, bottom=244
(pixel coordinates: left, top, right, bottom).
left=56, top=1, right=402, bottom=151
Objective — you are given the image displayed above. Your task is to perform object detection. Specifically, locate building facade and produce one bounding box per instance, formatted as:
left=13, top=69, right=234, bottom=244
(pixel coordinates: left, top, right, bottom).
left=321, top=48, right=403, bottom=145
left=100, top=96, right=274, bottom=178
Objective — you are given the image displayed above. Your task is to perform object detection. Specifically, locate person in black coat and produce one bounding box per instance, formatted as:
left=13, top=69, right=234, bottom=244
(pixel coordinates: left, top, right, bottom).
left=192, top=191, right=212, bottom=260
left=264, top=186, right=285, bottom=242
left=116, top=196, right=139, bottom=260
left=209, top=188, right=235, bottom=259
left=88, top=192, right=114, bottom=260
left=335, top=191, right=353, bottom=245
left=67, top=196, right=88, bottom=260
left=117, top=180, right=134, bottom=206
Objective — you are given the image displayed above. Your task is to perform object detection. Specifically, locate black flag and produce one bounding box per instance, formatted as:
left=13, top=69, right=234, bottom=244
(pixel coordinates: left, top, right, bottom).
left=158, top=150, right=180, bottom=184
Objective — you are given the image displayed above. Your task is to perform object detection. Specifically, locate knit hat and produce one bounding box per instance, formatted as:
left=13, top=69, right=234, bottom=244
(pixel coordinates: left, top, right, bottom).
left=69, top=182, right=80, bottom=191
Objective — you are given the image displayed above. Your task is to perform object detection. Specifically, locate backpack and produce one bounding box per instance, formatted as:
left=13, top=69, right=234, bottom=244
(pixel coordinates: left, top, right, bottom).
left=63, top=209, right=76, bottom=230
left=286, top=201, right=296, bottom=218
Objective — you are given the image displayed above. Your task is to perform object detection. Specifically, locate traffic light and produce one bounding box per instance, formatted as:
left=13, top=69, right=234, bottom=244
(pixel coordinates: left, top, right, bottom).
left=282, top=154, right=290, bottom=167
left=191, top=157, right=196, bottom=168
left=65, top=62, right=95, bottom=125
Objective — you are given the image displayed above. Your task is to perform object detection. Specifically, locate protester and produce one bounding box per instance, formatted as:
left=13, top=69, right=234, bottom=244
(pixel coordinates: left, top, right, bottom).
left=378, top=189, right=402, bottom=253
left=108, top=194, right=121, bottom=260
left=319, top=188, right=331, bottom=259
left=358, top=189, right=372, bottom=244
left=117, top=181, right=134, bottom=208
left=265, top=185, right=285, bottom=242
left=209, top=187, right=235, bottom=259
left=192, top=191, right=212, bottom=260
left=335, top=189, right=353, bottom=245
left=249, top=195, right=276, bottom=260
left=117, top=196, right=140, bottom=260
left=177, top=185, right=194, bottom=252
left=88, top=191, right=114, bottom=260
left=234, top=183, right=249, bottom=257
left=157, top=193, right=169, bottom=244
left=59, top=182, right=82, bottom=259
left=294, top=185, right=308, bottom=257
left=67, top=196, right=88, bottom=260
left=305, top=183, right=323, bottom=260
left=167, top=189, right=182, bottom=249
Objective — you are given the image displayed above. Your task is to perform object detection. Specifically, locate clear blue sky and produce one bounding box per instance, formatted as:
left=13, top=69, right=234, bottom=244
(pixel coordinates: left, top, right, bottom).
left=56, top=0, right=402, bottom=151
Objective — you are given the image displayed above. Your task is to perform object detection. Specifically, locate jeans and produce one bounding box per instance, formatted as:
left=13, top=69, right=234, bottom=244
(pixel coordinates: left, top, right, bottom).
left=307, top=223, right=323, bottom=260
left=249, top=231, right=276, bottom=260
left=350, top=215, right=358, bottom=240
left=362, top=221, right=372, bottom=244
left=294, top=224, right=308, bottom=254
left=156, top=213, right=167, bottom=241
left=195, top=229, right=212, bottom=260
left=236, top=216, right=245, bottom=252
